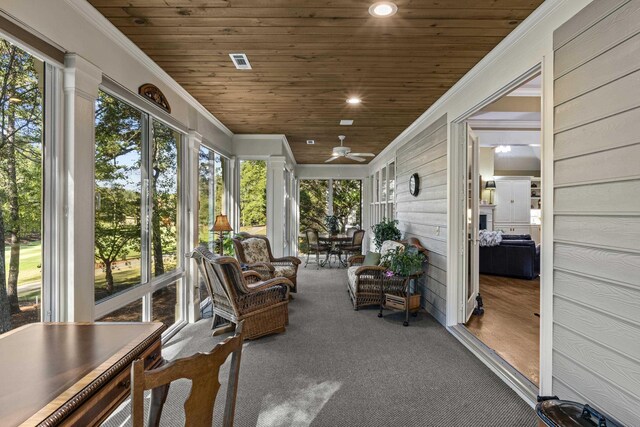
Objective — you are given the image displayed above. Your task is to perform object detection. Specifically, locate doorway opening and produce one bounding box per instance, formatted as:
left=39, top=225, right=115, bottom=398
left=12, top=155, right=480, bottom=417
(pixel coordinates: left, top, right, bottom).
left=459, top=71, right=543, bottom=388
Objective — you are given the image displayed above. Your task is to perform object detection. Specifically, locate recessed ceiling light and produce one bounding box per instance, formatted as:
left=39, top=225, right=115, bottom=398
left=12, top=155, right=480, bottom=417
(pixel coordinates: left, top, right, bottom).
left=340, top=120, right=354, bottom=126
left=346, top=97, right=361, bottom=105
left=369, top=2, right=398, bottom=18
left=306, top=140, right=315, bottom=145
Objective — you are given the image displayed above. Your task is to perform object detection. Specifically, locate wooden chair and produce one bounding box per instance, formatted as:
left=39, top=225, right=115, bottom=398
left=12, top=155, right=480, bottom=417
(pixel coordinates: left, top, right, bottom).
left=131, top=322, right=244, bottom=427
left=304, top=229, right=330, bottom=269
left=232, top=234, right=301, bottom=293
left=189, top=246, right=290, bottom=340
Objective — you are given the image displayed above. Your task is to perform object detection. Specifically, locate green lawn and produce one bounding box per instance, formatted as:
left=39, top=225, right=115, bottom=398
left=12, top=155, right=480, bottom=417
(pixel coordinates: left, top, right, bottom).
left=4, top=241, right=42, bottom=287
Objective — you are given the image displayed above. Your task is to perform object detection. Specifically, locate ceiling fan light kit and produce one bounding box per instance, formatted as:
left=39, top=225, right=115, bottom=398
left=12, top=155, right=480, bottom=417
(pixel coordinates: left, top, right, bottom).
left=325, top=135, right=376, bottom=163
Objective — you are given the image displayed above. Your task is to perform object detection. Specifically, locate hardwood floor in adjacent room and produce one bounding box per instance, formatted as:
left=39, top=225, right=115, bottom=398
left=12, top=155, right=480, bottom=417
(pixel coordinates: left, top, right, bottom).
left=466, top=274, right=540, bottom=385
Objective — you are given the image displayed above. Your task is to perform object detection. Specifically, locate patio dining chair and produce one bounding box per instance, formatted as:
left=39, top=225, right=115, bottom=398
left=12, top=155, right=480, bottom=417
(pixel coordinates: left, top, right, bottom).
left=340, top=229, right=365, bottom=261
left=304, top=229, right=330, bottom=269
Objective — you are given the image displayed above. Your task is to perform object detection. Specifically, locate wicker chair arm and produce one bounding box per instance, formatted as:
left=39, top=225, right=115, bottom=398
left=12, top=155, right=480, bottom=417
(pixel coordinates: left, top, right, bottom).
left=243, top=270, right=264, bottom=284
left=348, top=255, right=365, bottom=266
left=271, top=256, right=301, bottom=266
left=354, top=265, right=387, bottom=276
left=245, top=262, right=275, bottom=280
left=236, top=282, right=289, bottom=314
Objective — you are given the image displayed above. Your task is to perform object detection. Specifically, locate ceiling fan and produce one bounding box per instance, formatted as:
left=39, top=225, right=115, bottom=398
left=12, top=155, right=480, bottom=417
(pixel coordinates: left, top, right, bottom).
left=325, top=135, right=375, bottom=163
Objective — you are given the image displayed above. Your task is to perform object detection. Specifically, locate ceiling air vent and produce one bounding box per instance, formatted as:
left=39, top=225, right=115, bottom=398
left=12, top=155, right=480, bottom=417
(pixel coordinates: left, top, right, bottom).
left=340, top=120, right=354, bottom=126
left=306, top=140, right=315, bottom=145
left=229, top=53, right=252, bottom=70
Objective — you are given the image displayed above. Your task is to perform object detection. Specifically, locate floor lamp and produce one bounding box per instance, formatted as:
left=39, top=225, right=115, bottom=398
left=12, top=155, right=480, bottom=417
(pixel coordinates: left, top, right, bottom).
left=212, top=214, right=233, bottom=255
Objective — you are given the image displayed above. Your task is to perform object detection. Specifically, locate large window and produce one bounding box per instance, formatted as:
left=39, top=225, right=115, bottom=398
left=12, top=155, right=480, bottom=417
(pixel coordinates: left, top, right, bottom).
left=333, top=180, right=362, bottom=230
left=0, top=38, right=44, bottom=334
left=239, top=159, right=267, bottom=235
left=299, top=179, right=361, bottom=252
left=94, top=90, right=185, bottom=329
left=94, top=91, right=143, bottom=300
left=198, top=147, right=227, bottom=251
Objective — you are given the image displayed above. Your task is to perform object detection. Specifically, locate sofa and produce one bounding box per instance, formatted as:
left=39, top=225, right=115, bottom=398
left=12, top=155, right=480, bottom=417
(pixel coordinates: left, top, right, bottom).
left=479, top=234, right=540, bottom=280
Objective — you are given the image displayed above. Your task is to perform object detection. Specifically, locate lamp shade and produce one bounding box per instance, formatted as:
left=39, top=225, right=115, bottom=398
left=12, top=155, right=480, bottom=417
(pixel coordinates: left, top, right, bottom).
left=212, top=214, right=233, bottom=232
left=485, top=180, right=496, bottom=189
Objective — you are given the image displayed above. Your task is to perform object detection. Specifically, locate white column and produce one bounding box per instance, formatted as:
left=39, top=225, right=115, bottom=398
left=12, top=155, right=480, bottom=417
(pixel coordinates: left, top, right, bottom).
left=228, top=156, right=239, bottom=232
left=61, top=54, right=101, bottom=322
left=267, top=156, right=286, bottom=257
left=186, top=130, right=202, bottom=322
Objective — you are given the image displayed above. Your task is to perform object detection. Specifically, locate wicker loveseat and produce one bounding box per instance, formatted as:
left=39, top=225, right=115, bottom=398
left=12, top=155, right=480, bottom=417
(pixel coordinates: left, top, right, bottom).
left=189, top=246, right=290, bottom=340
left=232, top=235, right=301, bottom=293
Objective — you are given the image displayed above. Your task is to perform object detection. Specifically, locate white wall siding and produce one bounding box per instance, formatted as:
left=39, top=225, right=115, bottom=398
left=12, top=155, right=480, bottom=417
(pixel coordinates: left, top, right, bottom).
left=553, top=1, right=640, bottom=424
left=396, top=114, right=448, bottom=325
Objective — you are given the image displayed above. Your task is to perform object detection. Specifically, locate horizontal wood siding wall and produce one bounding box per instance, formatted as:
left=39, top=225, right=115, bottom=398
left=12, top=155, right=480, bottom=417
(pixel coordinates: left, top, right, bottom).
left=396, top=114, right=447, bottom=325
left=553, top=1, right=640, bottom=425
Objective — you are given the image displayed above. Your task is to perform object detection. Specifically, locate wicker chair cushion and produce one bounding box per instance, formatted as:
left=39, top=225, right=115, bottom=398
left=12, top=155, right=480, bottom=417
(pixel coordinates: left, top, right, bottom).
left=273, top=265, right=296, bottom=278
left=241, top=238, right=270, bottom=263
left=347, top=266, right=359, bottom=293
left=380, top=240, right=405, bottom=258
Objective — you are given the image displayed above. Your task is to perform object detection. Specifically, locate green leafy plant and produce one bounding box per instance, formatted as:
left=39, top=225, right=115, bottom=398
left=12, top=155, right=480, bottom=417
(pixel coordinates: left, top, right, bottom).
left=371, top=218, right=401, bottom=250
left=325, top=215, right=339, bottom=235
left=380, top=245, right=425, bottom=277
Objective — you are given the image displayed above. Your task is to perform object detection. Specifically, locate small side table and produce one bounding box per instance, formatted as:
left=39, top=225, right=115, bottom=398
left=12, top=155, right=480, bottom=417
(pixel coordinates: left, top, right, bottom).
left=378, top=273, right=422, bottom=326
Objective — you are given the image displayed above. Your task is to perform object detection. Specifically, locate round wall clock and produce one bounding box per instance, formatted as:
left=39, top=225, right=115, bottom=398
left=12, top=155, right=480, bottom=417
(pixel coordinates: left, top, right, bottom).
left=409, top=173, right=420, bottom=197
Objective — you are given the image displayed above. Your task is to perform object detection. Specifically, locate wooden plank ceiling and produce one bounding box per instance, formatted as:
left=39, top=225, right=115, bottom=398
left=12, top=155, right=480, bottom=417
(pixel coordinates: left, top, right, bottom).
left=89, top=0, right=544, bottom=164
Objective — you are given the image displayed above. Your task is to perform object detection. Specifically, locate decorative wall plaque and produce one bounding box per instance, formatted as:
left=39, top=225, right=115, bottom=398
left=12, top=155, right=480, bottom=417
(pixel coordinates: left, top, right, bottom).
left=138, top=83, right=171, bottom=113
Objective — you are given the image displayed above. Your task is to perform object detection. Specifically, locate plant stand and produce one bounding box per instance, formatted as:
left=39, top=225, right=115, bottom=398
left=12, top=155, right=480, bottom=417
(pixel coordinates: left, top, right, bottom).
left=378, top=274, right=422, bottom=326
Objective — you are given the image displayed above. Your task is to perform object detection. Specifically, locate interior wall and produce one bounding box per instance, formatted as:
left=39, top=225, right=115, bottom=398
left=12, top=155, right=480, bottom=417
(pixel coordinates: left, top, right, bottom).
left=396, top=115, right=448, bottom=324
left=552, top=1, right=640, bottom=425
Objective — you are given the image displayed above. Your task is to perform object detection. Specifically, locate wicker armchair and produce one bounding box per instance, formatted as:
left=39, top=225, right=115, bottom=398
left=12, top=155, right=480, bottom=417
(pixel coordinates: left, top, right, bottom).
left=346, top=240, right=405, bottom=310
left=232, top=235, right=301, bottom=293
left=346, top=238, right=427, bottom=311
left=189, top=246, right=290, bottom=340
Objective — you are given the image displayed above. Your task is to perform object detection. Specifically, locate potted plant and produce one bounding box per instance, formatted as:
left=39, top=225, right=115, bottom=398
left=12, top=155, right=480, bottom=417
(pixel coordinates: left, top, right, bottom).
left=371, top=218, right=402, bottom=250
left=325, top=215, right=340, bottom=235
left=380, top=245, right=425, bottom=277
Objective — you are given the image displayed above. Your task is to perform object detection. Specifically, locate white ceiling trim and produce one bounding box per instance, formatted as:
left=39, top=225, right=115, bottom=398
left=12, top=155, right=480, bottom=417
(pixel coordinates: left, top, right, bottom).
left=368, top=0, right=566, bottom=171
left=64, top=0, right=233, bottom=138
left=467, top=120, right=541, bottom=130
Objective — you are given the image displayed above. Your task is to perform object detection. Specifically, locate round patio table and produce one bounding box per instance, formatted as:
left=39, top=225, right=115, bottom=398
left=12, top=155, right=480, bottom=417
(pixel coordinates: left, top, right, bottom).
left=318, top=234, right=351, bottom=267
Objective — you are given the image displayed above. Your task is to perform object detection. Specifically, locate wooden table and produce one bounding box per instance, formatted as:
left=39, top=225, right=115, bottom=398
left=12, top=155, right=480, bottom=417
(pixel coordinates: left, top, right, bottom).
left=0, top=322, right=164, bottom=427
left=319, top=234, right=351, bottom=267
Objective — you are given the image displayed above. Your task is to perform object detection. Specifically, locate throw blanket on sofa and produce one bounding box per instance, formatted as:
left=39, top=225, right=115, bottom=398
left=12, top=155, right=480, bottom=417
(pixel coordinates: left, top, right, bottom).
left=479, top=230, right=503, bottom=247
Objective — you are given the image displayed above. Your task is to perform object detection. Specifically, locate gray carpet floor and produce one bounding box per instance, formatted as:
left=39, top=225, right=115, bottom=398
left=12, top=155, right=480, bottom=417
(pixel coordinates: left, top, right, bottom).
left=103, top=266, right=537, bottom=426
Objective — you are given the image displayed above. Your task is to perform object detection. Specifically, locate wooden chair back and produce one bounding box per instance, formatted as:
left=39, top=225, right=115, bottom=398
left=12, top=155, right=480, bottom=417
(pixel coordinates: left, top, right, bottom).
left=131, top=322, right=244, bottom=427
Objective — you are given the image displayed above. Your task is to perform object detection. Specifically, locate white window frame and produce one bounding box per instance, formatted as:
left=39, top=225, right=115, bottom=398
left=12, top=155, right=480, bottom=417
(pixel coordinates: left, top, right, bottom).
left=93, top=86, right=189, bottom=338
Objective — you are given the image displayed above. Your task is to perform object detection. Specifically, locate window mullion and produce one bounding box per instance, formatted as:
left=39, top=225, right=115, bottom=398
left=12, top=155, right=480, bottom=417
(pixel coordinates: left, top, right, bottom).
left=141, top=116, right=153, bottom=321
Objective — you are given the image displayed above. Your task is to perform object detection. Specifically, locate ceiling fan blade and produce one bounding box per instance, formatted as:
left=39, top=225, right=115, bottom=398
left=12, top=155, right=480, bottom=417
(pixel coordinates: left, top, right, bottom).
left=325, top=156, right=339, bottom=163
left=349, top=153, right=375, bottom=157
left=346, top=155, right=366, bottom=162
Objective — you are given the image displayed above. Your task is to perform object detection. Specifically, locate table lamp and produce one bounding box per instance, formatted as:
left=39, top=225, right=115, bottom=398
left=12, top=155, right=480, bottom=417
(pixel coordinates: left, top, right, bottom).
left=485, top=180, right=496, bottom=204
left=211, top=214, right=233, bottom=255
